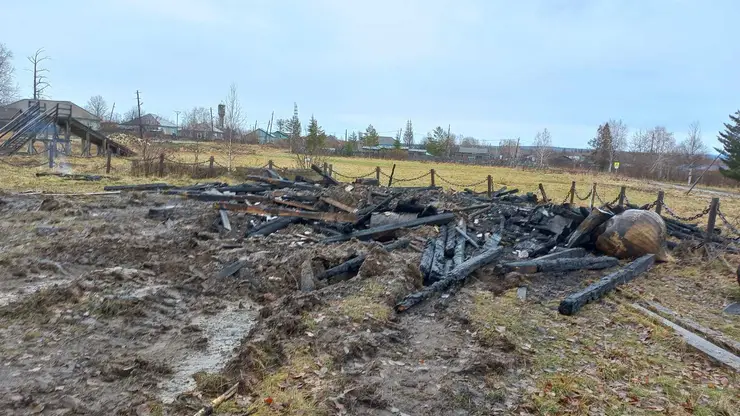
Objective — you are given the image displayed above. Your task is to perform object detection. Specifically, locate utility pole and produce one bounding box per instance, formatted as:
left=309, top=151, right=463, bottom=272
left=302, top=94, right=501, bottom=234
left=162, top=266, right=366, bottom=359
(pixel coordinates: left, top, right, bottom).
left=136, top=90, right=145, bottom=158
left=210, top=107, right=214, bottom=136
left=267, top=111, right=274, bottom=135
left=174, top=110, right=180, bottom=130
left=109, top=102, right=115, bottom=122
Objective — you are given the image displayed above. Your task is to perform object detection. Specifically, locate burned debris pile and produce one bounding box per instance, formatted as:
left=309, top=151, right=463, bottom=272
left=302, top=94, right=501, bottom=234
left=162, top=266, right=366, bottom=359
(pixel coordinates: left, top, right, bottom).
left=109, top=168, right=710, bottom=316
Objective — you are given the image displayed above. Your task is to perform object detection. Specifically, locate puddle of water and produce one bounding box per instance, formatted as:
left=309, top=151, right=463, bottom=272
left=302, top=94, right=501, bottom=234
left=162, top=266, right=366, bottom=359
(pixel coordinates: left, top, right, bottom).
left=158, top=301, right=258, bottom=403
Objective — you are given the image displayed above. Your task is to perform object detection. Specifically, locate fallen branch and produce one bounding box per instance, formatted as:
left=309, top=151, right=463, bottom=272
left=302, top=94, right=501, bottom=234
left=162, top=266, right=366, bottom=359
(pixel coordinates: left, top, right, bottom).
left=193, top=382, right=239, bottom=416
left=396, top=247, right=504, bottom=312
left=558, top=254, right=655, bottom=316
left=217, top=203, right=357, bottom=223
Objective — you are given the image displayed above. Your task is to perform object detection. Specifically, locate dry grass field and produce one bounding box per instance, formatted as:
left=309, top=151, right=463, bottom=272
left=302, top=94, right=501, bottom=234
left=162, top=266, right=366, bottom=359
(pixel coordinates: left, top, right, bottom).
left=1, top=140, right=738, bottom=415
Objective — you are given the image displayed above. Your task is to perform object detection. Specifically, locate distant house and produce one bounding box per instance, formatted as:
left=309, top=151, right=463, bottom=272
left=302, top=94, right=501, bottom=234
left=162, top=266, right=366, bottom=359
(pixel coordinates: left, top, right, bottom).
left=271, top=131, right=290, bottom=140
left=122, top=113, right=179, bottom=136
left=1, top=99, right=101, bottom=130
left=377, top=136, right=396, bottom=148
left=180, top=123, right=224, bottom=140
left=453, top=146, right=490, bottom=161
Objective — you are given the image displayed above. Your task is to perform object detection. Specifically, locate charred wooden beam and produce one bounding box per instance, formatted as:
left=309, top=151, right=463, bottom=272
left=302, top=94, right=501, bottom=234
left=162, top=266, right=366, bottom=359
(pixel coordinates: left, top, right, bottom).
left=323, top=212, right=456, bottom=243
left=558, top=254, right=655, bottom=316
left=219, top=209, right=231, bottom=231
left=246, top=217, right=299, bottom=237
left=269, top=191, right=320, bottom=203
left=529, top=237, right=558, bottom=258
left=483, top=216, right=505, bottom=250
left=396, top=247, right=504, bottom=312
left=454, top=226, right=480, bottom=249
left=501, top=255, right=619, bottom=274
left=444, top=222, right=457, bottom=257
left=245, top=175, right=318, bottom=190
left=533, top=247, right=586, bottom=261
left=321, top=197, right=357, bottom=213
left=218, top=203, right=357, bottom=223
left=428, top=225, right=448, bottom=284
left=453, top=219, right=467, bottom=268
left=217, top=184, right=271, bottom=194
left=419, top=238, right=435, bottom=279
left=316, top=238, right=410, bottom=281
left=494, top=188, right=518, bottom=197
left=105, top=183, right=172, bottom=191
left=217, top=259, right=247, bottom=278
left=311, top=164, right=340, bottom=186
left=355, top=193, right=401, bottom=227
left=272, top=197, right=316, bottom=211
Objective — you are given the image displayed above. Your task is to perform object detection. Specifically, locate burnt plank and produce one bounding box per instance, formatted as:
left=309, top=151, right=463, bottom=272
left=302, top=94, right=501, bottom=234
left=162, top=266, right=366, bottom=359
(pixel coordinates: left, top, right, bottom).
left=419, top=238, right=436, bottom=279
left=444, top=222, right=457, bottom=257
left=428, top=225, right=448, bottom=284
left=501, top=256, right=619, bottom=274
left=321, top=197, right=357, bottom=213
left=105, top=183, right=172, bottom=191
left=396, top=247, right=504, bottom=312
left=453, top=219, right=467, bottom=268
left=246, top=217, right=299, bottom=237
left=558, top=254, right=655, bottom=316
left=316, top=238, right=410, bottom=281
left=323, top=212, right=456, bottom=243
left=245, top=175, right=318, bottom=190
left=218, top=203, right=357, bottom=223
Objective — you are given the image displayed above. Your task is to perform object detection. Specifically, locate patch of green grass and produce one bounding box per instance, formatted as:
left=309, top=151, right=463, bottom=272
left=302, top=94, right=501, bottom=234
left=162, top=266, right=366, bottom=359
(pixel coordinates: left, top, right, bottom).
left=193, top=372, right=231, bottom=396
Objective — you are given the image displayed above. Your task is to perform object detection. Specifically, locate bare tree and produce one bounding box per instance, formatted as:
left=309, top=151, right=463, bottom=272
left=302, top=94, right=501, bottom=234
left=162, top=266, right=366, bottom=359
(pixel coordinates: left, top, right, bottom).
left=85, top=95, right=108, bottom=119
left=499, top=138, right=519, bottom=161
left=0, top=43, right=18, bottom=104
left=607, top=119, right=628, bottom=172
left=183, top=107, right=211, bottom=130
left=629, top=128, right=651, bottom=153
left=533, top=128, right=552, bottom=168
left=123, top=106, right=139, bottom=123
left=647, top=126, right=676, bottom=179
left=27, top=48, right=50, bottom=99
left=678, top=121, right=707, bottom=168
left=224, top=83, right=246, bottom=171
left=460, top=136, right=480, bottom=146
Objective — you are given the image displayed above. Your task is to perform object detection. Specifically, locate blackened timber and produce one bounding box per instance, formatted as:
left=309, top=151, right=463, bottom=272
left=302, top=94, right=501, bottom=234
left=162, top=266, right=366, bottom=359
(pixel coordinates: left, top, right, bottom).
left=245, top=175, right=318, bottom=190
left=483, top=216, right=505, bottom=250
left=501, top=256, right=619, bottom=274
left=217, top=259, right=247, bottom=278
left=272, top=198, right=316, bottom=211
left=311, top=164, right=340, bottom=186
left=323, top=212, right=456, bottom=243
left=558, top=254, right=655, bottom=316
left=246, top=217, right=299, bottom=237
left=454, top=226, right=480, bottom=249
left=494, top=188, right=518, bottom=197
left=219, top=209, right=231, bottom=231
left=104, top=183, right=172, bottom=191
left=453, top=219, right=466, bottom=268
left=264, top=168, right=284, bottom=180
left=428, top=226, right=448, bottom=284
left=218, top=184, right=271, bottom=193
left=566, top=208, right=614, bottom=248
left=396, top=247, right=504, bottom=312
left=354, top=193, right=401, bottom=227
left=218, top=203, right=358, bottom=223
left=316, top=239, right=410, bottom=281
left=444, top=222, right=457, bottom=257
left=419, top=238, right=435, bottom=279
left=533, top=247, right=586, bottom=261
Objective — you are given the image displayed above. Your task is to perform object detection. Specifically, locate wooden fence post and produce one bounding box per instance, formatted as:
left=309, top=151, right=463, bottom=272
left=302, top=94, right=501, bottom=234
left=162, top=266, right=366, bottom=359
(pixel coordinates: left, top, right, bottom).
left=706, top=198, right=719, bottom=246
left=570, top=181, right=576, bottom=205
left=487, top=175, right=493, bottom=198
left=209, top=156, right=215, bottom=177
left=538, top=183, right=548, bottom=203
left=158, top=153, right=165, bottom=177
left=590, top=183, right=597, bottom=209
left=323, top=162, right=328, bottom=175
left=268, top=160, right=274, bottom=170
left=388, top=163, right=396, bottom=187
left=430, top=169, right=436, bottom=187
left=618, top=186, right=626, bottom=207
left=656, top=190, right=664, bottom=215
left=105, top=148, right=112, bottom=174
left=375, top=166, right=381, bottom=181
left=48, top=140, right=55, bottom=169
left=329, top=164, right=333, bottom=178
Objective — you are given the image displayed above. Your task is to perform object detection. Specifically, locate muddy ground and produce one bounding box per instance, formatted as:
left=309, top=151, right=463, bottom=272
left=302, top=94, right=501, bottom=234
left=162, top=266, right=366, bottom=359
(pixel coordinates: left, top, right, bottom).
left=1, top=190, right=738, bottom=416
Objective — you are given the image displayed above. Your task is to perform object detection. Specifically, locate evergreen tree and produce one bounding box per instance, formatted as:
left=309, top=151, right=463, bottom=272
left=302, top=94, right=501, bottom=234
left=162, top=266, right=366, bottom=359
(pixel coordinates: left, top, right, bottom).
left=424, top=126, right=449, bottom=156
left=305, top=115, right=326, bottom=154
left=403, top=120, right=414, bottom=147
left=364, top=124, right=380, bottom=146
left=717, top=110, right=740, bottom=181
left=286, top=103, right=302, bottom=151
left=589, top=123, right=613, bottom=171
left=394, top=129, right=402, bottom=149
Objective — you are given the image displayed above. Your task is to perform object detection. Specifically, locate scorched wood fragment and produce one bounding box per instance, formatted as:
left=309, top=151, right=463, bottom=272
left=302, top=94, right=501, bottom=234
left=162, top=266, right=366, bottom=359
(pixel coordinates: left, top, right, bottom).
left=217, top=203, right=358, bottom=223
left=320, top=197, right=357, bottom=213
left=419, top=239, right=435, bottom=279
left=315, top=239, right=410, bottom=281
left=105, top=183, right=172, bottom=191
left=246, top=217, right=299, bottom=237
left=311, top=164, right=340, bottom=186
left=558, top=254, right=655, bottom=316
left=396, top=247, right=504, bottom=312
left=323, top=212, right=456, bottom=243
left=428, top=225, right=448, bottom=284
left=501, top=256, right=619, bottom=274
left=453, top=219, right=467, bottom=268
left=245, top=175, right=318, bottom=190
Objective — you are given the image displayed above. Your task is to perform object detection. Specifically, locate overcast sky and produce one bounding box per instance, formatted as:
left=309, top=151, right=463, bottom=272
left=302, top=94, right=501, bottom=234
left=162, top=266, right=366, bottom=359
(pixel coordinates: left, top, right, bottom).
left=2, top=0, right=739, bottom=148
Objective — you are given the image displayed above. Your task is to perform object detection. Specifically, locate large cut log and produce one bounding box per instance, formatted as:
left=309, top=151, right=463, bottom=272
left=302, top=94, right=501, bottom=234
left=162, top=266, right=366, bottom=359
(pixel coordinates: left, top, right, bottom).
left=453, top=219, right=467, bottom=268
left=104, top=183, right=172, bottom=191
left=566, top=207, right=614, bottom=248
left=321, top=197, right=357, bottom=213
left=316, top=239, right=410, bottom=281
left=428, top=225, right=448, bottom=284
left=419, top=238, right=435, bottom=279
left=596, top=209, right=671, bottom=261
left=311, top=164, right=340, bottom=186
left=245, top=175, right=318, bottom=190
left=246, top=217, right=299, bottom=237
left=396, top=247, right=504, bottom=312
left=501, top=256, right=619, bottom=274
left=217, top=203, right=357, bottom=223
left=558, top=254, right=655, bottom=315
left=323, top=212, right=456, bottom=243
